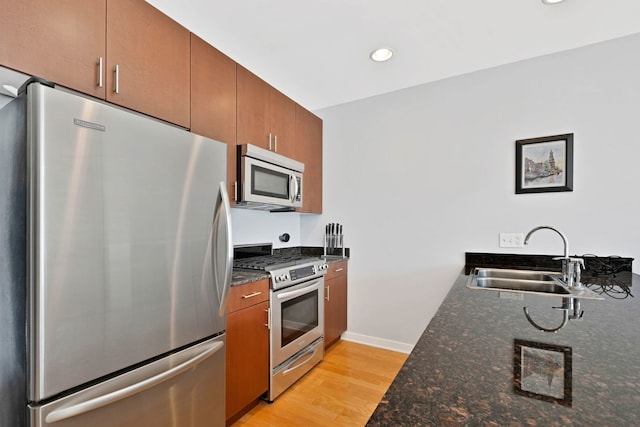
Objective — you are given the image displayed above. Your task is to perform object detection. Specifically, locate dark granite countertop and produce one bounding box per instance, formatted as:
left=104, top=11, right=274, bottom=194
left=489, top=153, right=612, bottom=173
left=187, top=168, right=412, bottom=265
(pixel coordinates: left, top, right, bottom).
left=368, top=254, right=639, bottom=426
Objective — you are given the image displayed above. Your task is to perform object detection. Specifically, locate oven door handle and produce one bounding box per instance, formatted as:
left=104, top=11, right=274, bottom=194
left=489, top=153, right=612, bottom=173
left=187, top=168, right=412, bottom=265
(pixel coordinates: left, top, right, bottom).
left=276, top=280, right=321, bottom=300
left=282, top=345, right=319, bottom=376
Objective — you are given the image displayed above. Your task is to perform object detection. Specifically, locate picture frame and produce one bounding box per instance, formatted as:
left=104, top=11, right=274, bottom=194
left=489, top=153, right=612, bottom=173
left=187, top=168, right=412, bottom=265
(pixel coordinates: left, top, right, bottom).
left=513, top=339, right=572, bottom=407
left=515, top=133, right=573, bottom=194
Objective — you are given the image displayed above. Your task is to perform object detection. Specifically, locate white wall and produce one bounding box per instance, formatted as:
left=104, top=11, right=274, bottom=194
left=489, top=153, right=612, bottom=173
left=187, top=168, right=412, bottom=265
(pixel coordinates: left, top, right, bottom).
left=231, top=208, right=301, bottom=249
left=300, top=33, right=640, bottom=347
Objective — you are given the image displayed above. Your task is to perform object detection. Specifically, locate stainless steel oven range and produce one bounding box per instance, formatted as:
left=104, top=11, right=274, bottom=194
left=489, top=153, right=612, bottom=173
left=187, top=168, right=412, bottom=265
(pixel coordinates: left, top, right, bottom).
left=234, top=245, right=328, bottom=401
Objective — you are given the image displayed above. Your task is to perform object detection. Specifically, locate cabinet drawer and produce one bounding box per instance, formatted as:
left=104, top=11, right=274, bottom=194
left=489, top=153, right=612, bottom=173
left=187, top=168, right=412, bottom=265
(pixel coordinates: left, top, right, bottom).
left=227, top=279, right=269, bottom=313
left=325, top=260, right=348, bottom=281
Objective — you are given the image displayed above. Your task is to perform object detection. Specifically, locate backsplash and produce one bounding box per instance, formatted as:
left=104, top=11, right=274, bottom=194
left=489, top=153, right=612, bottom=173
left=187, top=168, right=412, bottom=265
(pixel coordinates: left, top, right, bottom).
left=230, top=208, right=301, bottom=248
left=464, top=252, right=633, bottom=275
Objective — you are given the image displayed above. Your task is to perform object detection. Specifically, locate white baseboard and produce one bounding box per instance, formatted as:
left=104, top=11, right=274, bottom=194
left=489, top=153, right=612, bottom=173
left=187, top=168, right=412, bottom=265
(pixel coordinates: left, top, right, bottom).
left=340, top=331, right=414, bottom=354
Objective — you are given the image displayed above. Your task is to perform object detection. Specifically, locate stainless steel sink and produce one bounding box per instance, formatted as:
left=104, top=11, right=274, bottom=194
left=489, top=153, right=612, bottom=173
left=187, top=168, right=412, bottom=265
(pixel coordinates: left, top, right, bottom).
left=474, top=268, right=557, bottom=282
left=474, top=277, right=570, bottom=295
left=467, top=267, right=604, bottom=300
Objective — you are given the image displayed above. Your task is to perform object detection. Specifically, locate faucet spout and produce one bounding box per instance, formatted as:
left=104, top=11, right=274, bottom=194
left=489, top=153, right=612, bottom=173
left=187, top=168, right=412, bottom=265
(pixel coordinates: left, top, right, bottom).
left=524, top=225, right=569, bottom=258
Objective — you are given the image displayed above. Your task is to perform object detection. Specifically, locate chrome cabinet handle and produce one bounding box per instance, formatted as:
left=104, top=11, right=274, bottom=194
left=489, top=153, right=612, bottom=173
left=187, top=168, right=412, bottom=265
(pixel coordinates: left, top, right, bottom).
left=274, top=135, right=278, bottom=152
left=265, top=308, right=271, bottom=329
left=268, top=133, right=272, bottom=150
left=335, top=268, right=344, bottom=272
left=242, top=291, right=262, bottom=299
left=97, top=57, right=103, bottom=88
left=325, top=285, right=330, bottom=302
left=114, top=64, right=120, bottom=94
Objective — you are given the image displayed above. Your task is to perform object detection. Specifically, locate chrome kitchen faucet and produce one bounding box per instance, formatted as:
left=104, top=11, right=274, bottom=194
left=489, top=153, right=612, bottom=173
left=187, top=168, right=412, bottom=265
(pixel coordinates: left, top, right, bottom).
left=524, top=225, right=584, bottom=289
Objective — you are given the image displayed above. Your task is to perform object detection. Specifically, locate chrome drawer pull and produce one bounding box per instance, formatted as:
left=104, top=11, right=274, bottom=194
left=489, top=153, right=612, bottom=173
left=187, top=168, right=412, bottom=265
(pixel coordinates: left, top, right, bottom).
left=335, top=268, right=344, bottom=272
left=242, top=291, right=262, bottom=299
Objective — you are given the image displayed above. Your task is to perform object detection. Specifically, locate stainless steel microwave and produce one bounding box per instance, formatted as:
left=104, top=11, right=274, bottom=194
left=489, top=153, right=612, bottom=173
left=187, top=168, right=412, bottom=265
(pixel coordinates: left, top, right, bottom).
left=236, top=144, right=304, bottom=211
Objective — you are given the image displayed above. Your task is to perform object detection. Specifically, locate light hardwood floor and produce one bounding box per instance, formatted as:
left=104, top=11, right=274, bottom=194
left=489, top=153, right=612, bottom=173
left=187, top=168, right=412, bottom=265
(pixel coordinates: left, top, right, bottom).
left=232, top=340, right=408, bottom=427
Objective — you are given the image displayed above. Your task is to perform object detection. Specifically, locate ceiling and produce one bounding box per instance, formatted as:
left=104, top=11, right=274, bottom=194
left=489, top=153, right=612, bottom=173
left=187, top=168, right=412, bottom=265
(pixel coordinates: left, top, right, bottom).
left=146, top=0, right=640, bottom=111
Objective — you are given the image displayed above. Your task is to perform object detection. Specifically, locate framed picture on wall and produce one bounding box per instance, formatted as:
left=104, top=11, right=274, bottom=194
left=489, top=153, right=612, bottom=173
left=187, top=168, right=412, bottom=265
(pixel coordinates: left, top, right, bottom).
left=515, top=133, right=573, bottom=194
left=513, top=339, right=572, bottom=407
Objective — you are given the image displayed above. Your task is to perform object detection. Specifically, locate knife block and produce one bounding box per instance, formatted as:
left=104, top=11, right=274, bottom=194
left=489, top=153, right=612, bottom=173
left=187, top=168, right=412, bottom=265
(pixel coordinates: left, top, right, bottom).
left=323, top=232, right=345, bottom=258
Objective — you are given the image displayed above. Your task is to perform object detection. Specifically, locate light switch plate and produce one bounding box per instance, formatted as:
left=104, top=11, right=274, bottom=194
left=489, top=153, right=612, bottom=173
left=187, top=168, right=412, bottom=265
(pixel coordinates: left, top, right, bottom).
left=499, top=232, right=524, bottom=248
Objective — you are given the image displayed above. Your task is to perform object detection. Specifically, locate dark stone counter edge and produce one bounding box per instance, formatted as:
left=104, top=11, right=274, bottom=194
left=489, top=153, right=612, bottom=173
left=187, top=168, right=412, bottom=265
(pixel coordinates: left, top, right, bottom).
left=465, top=252, right=633, bottom=276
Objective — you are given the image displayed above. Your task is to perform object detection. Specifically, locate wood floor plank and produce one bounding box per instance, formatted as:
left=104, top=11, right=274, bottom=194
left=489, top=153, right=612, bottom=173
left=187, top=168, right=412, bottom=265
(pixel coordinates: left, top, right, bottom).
left=232, top=340, right=408, bottom=427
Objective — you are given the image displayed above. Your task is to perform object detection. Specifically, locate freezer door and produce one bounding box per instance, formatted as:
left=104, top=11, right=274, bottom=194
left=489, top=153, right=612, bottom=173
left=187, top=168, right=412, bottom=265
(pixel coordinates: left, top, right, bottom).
left=30, top=336, right=225, bottom=427
left=27, top=83, right=232, bottom=401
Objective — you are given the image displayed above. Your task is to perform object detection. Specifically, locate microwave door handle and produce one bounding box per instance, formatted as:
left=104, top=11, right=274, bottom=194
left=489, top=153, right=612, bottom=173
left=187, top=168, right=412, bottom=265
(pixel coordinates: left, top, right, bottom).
left=290, top=174, right=299, bottom=203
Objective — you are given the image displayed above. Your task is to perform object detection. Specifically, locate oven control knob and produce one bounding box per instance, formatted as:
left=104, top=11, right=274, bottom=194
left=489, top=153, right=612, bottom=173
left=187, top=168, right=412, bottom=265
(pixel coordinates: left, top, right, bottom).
left=318, top=263, right=328, bottom=272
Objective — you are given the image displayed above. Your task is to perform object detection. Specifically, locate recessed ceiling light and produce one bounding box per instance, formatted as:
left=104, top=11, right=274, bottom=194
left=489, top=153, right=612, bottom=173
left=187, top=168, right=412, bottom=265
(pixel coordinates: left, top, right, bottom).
left=542, top=0, right=565, bottom=4
left=370, top=48, right=393, bottom=62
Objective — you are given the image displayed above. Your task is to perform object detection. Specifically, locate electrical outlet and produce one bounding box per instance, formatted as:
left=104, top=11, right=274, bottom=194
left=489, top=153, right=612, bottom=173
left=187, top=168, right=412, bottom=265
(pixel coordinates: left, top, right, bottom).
left=499, top=232, right=524, bottom=248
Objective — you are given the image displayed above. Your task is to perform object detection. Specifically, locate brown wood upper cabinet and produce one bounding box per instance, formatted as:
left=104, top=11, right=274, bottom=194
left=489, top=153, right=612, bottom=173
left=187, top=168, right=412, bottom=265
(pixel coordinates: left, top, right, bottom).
left=237, top=65, right=296, bottom=158
left=295, top=104, right=323, bottom=213
left=106, top=0, right=190, bottom=128
left=1, top=0, right=190, bottom=128
left=0, top=0, right=107, bottom=99
left=190, top=34, right=237, bottom=204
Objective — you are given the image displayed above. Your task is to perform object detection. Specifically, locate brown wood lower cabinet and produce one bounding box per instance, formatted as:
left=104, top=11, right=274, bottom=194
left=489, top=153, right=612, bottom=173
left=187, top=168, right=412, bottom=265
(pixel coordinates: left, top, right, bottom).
left=324, top=260, right=348, bottom=349
left=225, top=279, right=269, bottom=424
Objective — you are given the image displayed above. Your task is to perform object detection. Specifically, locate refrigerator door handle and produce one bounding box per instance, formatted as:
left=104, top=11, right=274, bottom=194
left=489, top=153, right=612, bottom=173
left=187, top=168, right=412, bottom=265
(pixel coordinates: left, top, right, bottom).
left=213, top=181, right=233, bottom=316
left=44, top=340, right=224, bottom=424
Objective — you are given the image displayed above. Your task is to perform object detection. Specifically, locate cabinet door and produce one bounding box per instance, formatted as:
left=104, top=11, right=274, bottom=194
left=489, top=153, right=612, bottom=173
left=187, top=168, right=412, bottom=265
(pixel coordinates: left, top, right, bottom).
left=325, top=261, right=347, bottom=349
left=324, top=276, right=347, bottom=349
left=295, top=104, right=323, bottom=213
left=237, top=65, right=270, bottom=149
left=190, top=34, right=237, bottom=204
left=106, top=0, right=190, bottom=127
left=226, top=300, right=269, bottom=421
left=269, top=88, right=296, bottom=158
left=0, top=0, right=106, bottom=98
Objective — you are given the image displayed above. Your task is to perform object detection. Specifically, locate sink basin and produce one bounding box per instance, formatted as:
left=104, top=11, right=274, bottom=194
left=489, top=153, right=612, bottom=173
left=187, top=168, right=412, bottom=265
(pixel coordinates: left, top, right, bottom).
left=474, top=277, right=570, bottom=295
left=467, top=267, right=604, bottom=300
left=474, top=268, right=557, bottom=282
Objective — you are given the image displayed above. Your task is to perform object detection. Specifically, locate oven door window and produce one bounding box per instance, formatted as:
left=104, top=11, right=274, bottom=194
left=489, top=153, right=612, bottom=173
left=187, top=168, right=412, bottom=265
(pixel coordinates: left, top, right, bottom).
left=251, top=165, right=290, bottom=200
left=280, top=289, right=318, bottom=348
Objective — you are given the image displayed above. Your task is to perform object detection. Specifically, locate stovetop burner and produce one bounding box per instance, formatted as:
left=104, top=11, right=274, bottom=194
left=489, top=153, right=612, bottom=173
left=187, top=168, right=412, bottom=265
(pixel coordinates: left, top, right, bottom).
left=233, top=244, right=328, bottom=289
left=233, top=254, right=318, bottom=271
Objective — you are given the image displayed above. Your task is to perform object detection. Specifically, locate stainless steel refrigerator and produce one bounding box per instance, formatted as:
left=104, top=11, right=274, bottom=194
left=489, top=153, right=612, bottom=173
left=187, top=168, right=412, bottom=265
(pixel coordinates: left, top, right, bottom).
left=0, top=79, right=232, bottom=426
